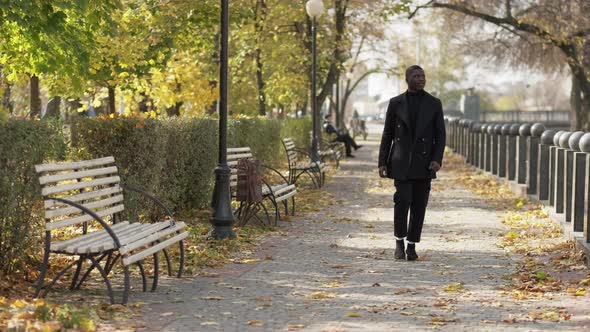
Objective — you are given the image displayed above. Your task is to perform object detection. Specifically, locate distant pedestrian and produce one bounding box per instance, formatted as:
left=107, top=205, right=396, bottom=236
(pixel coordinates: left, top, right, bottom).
left=323, top=113, right=362, bottom=157
left=378, top=65, right=446, bottom=261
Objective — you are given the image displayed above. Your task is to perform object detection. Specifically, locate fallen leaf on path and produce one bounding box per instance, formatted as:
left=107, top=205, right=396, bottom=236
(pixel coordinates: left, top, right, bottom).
left=344, top=312, right=362, bottom=318
left=288, top=324, right=305, bottom=330
left=309, top=292, right=337, bottom=299
left=246, top=320, right=264, bottom=326
left=442, top=282, right=465, bottom=293
left=200, top=296, right=224, bottom=300
left=394, top=288, right=412, bottom=295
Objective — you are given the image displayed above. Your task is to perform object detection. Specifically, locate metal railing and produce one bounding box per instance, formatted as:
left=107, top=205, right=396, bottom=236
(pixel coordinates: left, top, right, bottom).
left=445, top=117, right=590, bottom=245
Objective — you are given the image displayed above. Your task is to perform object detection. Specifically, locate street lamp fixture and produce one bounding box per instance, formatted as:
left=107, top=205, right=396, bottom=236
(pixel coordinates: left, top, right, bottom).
left=306, top=0, right=324, bottom=163
left=209, top=0, right=236, bottom=240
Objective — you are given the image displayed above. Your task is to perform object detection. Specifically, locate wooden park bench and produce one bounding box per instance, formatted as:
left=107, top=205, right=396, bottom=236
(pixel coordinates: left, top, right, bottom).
left=34, top=156, right=188, bottom=304
left=227, top=147, right=297, bottom=225
left=319, top=136, right=344, bottom=168
left=281, top=138, right=325, bottom=188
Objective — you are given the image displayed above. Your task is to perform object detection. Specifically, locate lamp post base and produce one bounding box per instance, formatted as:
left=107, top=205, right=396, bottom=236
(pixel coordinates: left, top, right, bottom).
left=206, top=225, right=236, bottom=240
left=208, top=165, right=236, bottom=240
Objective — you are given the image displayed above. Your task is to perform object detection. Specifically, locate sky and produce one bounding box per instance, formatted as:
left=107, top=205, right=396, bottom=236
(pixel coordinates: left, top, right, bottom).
left=359, top=11, right=571, bottom=109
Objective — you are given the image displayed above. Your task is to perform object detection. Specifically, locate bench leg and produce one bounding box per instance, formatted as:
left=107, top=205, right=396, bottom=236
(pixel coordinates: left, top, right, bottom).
left=152, top=251, right=159, bottom=292
left=88, top=256, right=115, bottom=304
left=291, top=196, right=296, bottom=216
left=34, top=234, right=51, bottom=298
left=136, top=261, right=147, bottom=292
left=76, top=253, right=111, bottom=290
left=162, top=248, right=173, bottom=277
left=69, top=255, right=85, bottom=290
left=41, top=260, right=79, bottom=299
left=178, top=239, right=185, bottom=278
left=122, top=265, right=130, bottom=305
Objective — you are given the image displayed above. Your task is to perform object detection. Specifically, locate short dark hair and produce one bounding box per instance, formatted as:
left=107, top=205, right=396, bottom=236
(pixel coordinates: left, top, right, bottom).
left=405, top=65, right=424, bottom=78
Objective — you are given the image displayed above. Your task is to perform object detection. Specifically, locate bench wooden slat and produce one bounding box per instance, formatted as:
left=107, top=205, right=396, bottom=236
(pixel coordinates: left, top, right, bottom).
left=45, top=194, right=124, bottom=219
left=274, top=189, right=297, bottom=202
left=119, top=222, right=186, bottom=255
left=36, top=157, right=115, bottom=173
left=68, top=223, right=145, bottom=254
left=44, top=186, right=123, bottom=209
left=122, top=231, right=188, bottom=266
left=42, top=176, right=121, bottom=196
left=270, top=184, right=296, bottom=196
left=228, top=147, right=251, bottom=153
left=227, top=153, right=253, bottom=160
left=39, top=166, right=119, bottom=185
left=46, top=204, right=125, bottom=231
left=50, top=221, right=130, bottom=251
left=89, top=222, right=170, bottom=253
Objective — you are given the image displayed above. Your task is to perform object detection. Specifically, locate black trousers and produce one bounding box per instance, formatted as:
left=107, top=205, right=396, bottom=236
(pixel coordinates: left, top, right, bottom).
left=393, top=178, right=431, bottom=243
left=334, top=134, right=358, bottom=156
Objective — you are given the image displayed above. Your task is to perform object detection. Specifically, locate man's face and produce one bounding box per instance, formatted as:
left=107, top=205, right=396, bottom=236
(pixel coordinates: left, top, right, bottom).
left=406, top=69, right=426, bottom=91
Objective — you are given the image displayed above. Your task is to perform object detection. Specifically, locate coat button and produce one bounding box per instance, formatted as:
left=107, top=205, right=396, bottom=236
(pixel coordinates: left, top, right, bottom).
left=421, top=138, right=425, bottom=142
left=422, top=151, right=426, bottom=155
left=397, top=125, right=401, bottom=128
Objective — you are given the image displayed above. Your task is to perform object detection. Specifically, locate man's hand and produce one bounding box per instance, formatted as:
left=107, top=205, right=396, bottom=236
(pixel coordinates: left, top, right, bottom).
left=429, top=161, right=441, bottom=172
left=378, top=166, right=387, bottom=178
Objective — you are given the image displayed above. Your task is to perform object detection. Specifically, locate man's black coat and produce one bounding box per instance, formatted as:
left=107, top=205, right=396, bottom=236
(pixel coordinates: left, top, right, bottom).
left=378, top=91, right=446, bottom=180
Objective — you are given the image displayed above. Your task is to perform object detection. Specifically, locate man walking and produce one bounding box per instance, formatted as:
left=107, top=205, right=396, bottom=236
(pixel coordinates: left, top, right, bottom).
left=378, top=65, right=446, bottom=261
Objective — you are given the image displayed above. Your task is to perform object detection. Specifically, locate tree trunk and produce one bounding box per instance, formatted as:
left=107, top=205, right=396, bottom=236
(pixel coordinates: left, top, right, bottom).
left=254, top=0, right=267, bottom=116
left=43, top=96, right=61, bottom=119
left=569, top=63, right=590, bottom=131
left=166, top=102, right=182, bottom=117
left=29, top=75, right=41, bottom=119
left=1, top=80, right=12, bottom=114
left=316, top=0, right=349, bottom=112
left=107, top=86, right=116, bottom=115
left=255, top=49, right=266, bottom=116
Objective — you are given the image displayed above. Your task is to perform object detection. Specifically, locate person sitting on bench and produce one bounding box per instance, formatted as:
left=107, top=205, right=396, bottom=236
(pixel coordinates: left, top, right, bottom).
left=323, top=113, right=362, bottom=158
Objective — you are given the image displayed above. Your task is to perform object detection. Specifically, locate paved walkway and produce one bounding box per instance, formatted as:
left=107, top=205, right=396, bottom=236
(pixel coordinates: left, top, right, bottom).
left=134, top=126, right=590, bottom=331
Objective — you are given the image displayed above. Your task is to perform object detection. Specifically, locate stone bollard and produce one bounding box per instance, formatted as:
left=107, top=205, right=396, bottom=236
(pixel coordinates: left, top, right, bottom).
left=473, top=122, right=482, bottom=167
left=517, top=124, right=532, bottom=184
left=484, top=124, right=493, bottom=172
left=537, top=130, right=555, bottom=202
left=564, top=131, right=585, bottom=223
left=507, top=124, right=520, bottom=181
left=570, top=132, right=586, bottom=232
left=491, top=124, right=502, bottom=175
left=580, top=134, right=590, bottom=243
left=499, top=124, right=511, bottom=178
left=527, top=123, right=545, bottom=195
left=457, top=119, right=463, bottom=156
left=555, top=131, right=572, bottom=215
left=549, top=131, right=564, bottom=207
left=480, top=124, right=487, bottom=170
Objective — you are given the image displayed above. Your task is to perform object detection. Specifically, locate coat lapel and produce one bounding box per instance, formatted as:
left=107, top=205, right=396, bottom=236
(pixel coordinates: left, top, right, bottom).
left=396, top=93, right=410, bottom=128
left=413, top=94, right=434, bottom=143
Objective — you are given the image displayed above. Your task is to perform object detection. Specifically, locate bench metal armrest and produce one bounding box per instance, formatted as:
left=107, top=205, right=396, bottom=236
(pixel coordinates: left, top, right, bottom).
left=260, top=164, right=291, bottom=185
left=120, top=184, right=177, bottom=225
left=52, top=197, right=122, bottom=249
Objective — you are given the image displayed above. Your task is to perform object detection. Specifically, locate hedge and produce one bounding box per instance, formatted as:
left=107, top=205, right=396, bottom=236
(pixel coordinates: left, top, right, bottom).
left=0, top=120, right=67, bottom=275
left=0, top=116, right=311, bottom=275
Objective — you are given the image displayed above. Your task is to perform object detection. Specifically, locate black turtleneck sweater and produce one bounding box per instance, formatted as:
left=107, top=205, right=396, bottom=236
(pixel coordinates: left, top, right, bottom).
left=406, top=89, right=425, bottom=140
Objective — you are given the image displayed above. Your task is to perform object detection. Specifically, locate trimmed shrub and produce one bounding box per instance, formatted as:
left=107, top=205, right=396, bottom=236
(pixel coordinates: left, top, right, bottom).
left=0, top=120, right=67, bottom=274
left=70, top=118, right=218, bottom=221
left=0, top=115, right=311, bottom=276
left=280, top=117, right=312, bottom=151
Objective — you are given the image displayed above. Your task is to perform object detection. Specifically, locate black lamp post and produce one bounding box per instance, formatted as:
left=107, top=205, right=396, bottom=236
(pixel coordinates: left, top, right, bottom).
left=209, top=0, right=236, bottom=240
left=306, top=0, right=325, bottom=163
